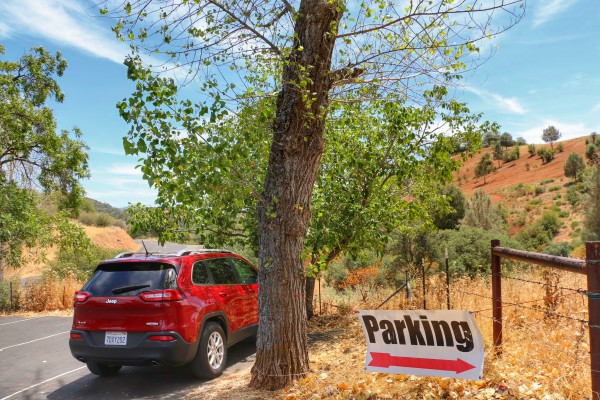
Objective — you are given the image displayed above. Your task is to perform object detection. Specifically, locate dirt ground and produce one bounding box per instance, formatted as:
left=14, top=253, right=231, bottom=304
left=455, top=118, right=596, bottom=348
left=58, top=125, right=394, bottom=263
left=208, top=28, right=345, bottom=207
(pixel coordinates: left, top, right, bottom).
left=458, top=136, right=587, bottom=200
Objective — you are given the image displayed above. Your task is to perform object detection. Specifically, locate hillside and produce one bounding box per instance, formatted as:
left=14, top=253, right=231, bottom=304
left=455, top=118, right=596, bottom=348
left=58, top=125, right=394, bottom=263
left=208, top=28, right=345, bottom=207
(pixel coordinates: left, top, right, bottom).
left=455, top=135, right=591, bottom=245
left=3, top=225, right=138, bottom=281
left=457, top=136, right=588, bottom=199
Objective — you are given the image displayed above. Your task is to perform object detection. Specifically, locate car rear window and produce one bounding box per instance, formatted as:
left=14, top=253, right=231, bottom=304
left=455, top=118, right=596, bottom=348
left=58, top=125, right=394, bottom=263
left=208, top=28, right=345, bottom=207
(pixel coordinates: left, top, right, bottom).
left=83, top=262, right=178, bottom=296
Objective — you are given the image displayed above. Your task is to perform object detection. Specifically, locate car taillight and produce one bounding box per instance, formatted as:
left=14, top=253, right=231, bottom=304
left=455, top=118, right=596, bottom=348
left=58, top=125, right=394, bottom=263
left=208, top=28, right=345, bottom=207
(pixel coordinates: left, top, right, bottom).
left=140, top=289, right=184, bottom=302
left=70, top=332, right=83, bottom=340
left=149, top=335, right=176, bottom=342
left=74, top=291, right=90, bottom=303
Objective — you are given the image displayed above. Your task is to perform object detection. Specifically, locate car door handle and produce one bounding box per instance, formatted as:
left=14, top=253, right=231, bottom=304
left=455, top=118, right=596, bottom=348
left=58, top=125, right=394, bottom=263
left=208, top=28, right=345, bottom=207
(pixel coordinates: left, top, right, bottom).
left=218, top=292, right=229, bottom=297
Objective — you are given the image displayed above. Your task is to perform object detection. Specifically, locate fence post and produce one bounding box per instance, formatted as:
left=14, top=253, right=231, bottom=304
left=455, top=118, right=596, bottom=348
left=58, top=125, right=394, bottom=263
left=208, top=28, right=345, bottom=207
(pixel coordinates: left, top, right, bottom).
left=10, top=281, right=13, bottom=310
left=421, top=258, right=426, bottom=309
left=445, top=248, right=450, bottom=310
left=586, top=242, right=600, bottom=400
left=491, top=239, right=502, bottom=357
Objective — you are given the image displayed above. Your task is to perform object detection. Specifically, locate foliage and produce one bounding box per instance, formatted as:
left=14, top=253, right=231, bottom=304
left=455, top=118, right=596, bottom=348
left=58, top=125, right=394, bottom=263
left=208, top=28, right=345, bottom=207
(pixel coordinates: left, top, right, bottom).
left=585, top=143, right=600, bottom=166
left=502, top=146, right=519, bottom=163
left=538, top=146, right=556, bottom=163
left=0, top=45, right=90, bottom=277
left=84, top=198, right=126, bottom=219
left=493, top=142, right=503, bottom=166
left=482, top=131, right=499, bottom=148
left=543, top=242, right=572, bottom=257
left=516, top=137, right=527, bottom=146
left=50, top=244, right=123, bottom=281
left=528, top=144, right=536, bottom=157
left=462, top=189, right=506, bottom=232
left=564, top=152, right=585, bottom=180
left=499, top=132, right=514, bottom=148
left=517, top=211, right=561, bottom=250
left=108, top=0, right=525, bottom=389
left=542, top=125, right=561, bottom=148
left=474, top=153, right=496, bottom=184
left=584, top=168, right=600, bottom=241
left=433, top=226, right=522, bottom=276
left=556, top=142, right=564, bottom=153
left=432, top=184, right=466, bottom=230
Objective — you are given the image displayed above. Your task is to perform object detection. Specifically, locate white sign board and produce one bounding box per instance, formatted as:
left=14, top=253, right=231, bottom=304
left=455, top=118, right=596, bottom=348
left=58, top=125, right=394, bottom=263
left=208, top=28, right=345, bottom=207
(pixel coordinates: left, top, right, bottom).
left=358, top=310, right=484, bottom=380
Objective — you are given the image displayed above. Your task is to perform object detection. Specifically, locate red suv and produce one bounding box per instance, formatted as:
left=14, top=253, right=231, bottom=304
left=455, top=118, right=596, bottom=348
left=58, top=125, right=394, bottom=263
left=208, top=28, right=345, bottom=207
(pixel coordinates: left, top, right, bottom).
left=69, top=249, right=258, bottom=379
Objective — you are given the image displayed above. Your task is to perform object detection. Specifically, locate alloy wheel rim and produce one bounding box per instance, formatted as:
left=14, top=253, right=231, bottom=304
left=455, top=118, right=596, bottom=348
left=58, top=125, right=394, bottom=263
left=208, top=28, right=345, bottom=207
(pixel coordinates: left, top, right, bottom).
left=207, top=331, right=224, bottom=369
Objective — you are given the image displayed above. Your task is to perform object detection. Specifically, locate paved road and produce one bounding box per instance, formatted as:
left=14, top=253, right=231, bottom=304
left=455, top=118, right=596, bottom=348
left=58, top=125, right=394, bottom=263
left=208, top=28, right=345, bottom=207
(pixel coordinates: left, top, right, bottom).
left=0, top=316, right=256, bottom=399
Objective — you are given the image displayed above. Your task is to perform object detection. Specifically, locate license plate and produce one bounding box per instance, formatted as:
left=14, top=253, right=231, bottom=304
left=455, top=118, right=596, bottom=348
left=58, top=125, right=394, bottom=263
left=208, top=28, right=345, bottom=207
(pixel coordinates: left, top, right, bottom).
left=105, top=331, right=127, bottom=346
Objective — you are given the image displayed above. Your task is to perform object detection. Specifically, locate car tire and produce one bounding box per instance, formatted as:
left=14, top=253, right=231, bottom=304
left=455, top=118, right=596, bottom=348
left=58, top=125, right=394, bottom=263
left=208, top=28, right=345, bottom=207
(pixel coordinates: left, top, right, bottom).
left=190, top=322, right=227, bottom=379
left=86, top=361, right=122, bottom=376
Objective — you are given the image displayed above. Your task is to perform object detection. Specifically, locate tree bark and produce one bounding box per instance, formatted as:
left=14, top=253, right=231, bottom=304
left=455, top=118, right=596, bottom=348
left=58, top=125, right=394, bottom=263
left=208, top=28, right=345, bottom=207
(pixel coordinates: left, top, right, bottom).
left=250, top=0, right=343, bottom=390
left=305, top=276, right=316, bottom=320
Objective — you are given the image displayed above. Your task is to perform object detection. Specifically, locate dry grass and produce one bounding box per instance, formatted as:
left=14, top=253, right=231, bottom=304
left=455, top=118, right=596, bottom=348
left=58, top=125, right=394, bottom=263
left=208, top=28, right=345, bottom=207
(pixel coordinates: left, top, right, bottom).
left=3, top=273, right=84, bottom=312
left=2, top=267, right=592, bottom=398
left=189, top=269, right=592, bottom=399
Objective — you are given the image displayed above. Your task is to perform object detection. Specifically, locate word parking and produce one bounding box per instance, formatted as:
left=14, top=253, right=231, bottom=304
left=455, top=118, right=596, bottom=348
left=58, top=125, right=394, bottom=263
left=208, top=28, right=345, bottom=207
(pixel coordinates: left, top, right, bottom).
left=358, top=310, right=484, bottom=380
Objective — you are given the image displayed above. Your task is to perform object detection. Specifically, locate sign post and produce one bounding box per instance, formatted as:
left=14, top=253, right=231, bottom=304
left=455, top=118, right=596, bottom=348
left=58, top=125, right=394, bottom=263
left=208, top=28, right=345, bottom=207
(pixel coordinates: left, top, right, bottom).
left=358, top=310, right=484, bottom=380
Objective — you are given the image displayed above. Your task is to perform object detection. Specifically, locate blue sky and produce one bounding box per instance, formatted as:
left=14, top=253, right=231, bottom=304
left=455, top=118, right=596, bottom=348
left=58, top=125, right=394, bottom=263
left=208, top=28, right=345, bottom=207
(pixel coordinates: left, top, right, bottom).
left=1, top=0, right=598, bottom=207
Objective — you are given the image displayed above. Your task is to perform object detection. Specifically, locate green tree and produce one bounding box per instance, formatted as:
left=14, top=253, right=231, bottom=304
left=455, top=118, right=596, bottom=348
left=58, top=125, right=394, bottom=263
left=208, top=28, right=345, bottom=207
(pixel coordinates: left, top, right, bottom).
left=474, top=153, right=496, bottom=184
left=564, top=152, right=585, bottom=180
left=0, top=45, right=90, bottom=280
left=500, top=132, right=514, bottom=148
left=584, top=168, right=600, bottom=241
left=432, top=184, right=467, bottom=231
left=542, top=125, right=561, bottom=149
left=110, top=0, right=524, bottom=389
left=493, top=142, right=503, bottom=167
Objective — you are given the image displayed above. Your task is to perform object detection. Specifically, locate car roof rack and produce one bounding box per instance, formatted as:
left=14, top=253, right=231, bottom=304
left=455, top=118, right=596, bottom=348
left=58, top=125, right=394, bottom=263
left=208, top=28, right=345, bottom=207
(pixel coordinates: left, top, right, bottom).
left=114, top=249, right=233, bottom=259
left=175, top=249, right=232, bottom=256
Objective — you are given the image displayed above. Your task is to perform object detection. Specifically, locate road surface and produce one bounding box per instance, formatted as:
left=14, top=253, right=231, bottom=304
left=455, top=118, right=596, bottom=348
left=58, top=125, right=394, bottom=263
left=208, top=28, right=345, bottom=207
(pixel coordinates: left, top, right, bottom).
left=0, top=315, right=256, bottom=399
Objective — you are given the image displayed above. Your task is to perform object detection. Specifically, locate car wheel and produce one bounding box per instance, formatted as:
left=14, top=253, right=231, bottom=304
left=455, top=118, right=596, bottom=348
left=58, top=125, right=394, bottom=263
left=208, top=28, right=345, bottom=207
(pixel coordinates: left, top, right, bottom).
left=190, top=322, right=227, bottom=379
left=86, top=361, right=122, bottom=376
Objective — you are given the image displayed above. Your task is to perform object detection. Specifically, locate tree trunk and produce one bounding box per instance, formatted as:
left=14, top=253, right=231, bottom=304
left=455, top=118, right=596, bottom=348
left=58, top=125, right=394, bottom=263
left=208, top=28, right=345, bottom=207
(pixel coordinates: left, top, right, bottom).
left=250, top=0, right=342, bottom=391
left=306, top=276, right=316, bottom=320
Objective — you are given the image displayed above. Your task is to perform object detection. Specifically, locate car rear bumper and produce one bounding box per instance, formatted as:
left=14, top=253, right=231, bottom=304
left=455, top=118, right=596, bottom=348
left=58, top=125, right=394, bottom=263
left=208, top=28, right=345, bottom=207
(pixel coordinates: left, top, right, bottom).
left=69, top=330, right=198, bottom=367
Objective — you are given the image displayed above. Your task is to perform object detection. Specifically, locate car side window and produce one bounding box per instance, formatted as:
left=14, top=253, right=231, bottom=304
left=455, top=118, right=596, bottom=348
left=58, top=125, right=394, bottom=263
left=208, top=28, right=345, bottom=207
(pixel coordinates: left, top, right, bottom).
left=192, top=261, right=210, bottom=285
left=229, top=258, right=258, bottom=284
left=205, top=258, right=238, bottom=285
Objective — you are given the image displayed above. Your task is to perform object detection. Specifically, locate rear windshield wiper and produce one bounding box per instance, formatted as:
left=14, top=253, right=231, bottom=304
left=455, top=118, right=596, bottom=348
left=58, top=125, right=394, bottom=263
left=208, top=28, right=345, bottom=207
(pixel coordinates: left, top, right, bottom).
left=112, top=284, right=151, bottom=295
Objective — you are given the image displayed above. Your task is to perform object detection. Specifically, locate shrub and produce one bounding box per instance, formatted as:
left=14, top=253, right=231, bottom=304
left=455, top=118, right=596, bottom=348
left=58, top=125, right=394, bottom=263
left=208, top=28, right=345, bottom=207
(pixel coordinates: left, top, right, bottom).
left=549, top=185, right=561, bottom=192
left=50, top=245, right=125, bottom=281
left=557, top=142, right=564, bottom=152
left=543, top=242, right=572, bottom=257
left=78, top=212, right=96, bottom=226
left=564, top=152, right=585, bottom=180
left=535, top=186, right=545, bottom=196
left=571, top=221, right=579, bottom=228
left=528, top=144, right=536, bottom=157
left=95, top=213, right=114, bottom=227
left=566, top=187, right=580, bottom=207
left=554, top=200, right=564, bottom=206
left=517, top=211, right=561, bottom=250
left=540, top=178, right=555, bottom=185
left=559, top=210, right=570, bottom=218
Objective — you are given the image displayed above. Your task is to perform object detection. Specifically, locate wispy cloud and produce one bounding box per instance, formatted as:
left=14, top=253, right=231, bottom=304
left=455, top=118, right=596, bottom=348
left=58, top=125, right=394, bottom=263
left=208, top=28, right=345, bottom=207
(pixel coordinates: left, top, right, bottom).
left=0, top=0, right=189, bottom=81
left=464, top=87, right=526, bottom=115
left=592, top=102, right=600, bottom=113
left=86, top=162, right=156, bottom=207
left=0, top=0, right=126, bottom=63
left=532, top=0, right=578, bottom=27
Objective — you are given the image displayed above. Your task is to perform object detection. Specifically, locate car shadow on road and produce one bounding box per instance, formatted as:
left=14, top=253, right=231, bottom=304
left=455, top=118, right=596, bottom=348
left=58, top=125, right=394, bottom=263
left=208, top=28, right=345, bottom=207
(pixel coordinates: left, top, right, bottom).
left=46, top=340, right=256, bottom=400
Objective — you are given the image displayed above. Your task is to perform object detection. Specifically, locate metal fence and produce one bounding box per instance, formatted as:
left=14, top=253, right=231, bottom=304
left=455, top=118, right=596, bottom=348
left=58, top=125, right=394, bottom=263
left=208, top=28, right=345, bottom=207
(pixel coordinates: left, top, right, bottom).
left=491, top=239, right=599, bottom=400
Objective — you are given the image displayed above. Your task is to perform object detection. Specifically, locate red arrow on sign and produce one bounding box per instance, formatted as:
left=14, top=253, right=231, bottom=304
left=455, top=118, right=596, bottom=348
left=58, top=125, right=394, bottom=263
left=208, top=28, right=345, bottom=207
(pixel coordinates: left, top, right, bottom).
left=368, top=352, right=475, bottom=374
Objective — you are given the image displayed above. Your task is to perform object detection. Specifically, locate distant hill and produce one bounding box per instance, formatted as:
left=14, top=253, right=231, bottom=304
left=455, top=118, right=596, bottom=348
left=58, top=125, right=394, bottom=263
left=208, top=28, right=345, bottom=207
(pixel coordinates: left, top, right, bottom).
left=85, top=197, right=127, bottom=220
left=456, top=135, right=588, bottom=200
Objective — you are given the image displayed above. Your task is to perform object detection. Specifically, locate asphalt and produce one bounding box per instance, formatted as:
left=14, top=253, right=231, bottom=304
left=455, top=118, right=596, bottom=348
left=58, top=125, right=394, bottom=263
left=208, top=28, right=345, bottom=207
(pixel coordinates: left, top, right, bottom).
left=0, top=316, right=256, bottom=399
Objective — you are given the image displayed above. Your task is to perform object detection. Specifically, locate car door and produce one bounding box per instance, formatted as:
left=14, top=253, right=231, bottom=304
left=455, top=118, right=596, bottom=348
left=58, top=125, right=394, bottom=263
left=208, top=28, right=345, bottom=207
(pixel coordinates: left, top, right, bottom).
left=202, top=258, right=244, bottom=332
left=228, top=257, right=259, bottom=326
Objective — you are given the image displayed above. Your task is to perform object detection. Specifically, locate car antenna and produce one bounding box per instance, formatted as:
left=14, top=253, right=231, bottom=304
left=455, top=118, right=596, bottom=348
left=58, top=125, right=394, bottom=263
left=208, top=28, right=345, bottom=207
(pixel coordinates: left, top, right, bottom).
left=141, top=240, right=150, bottom=256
